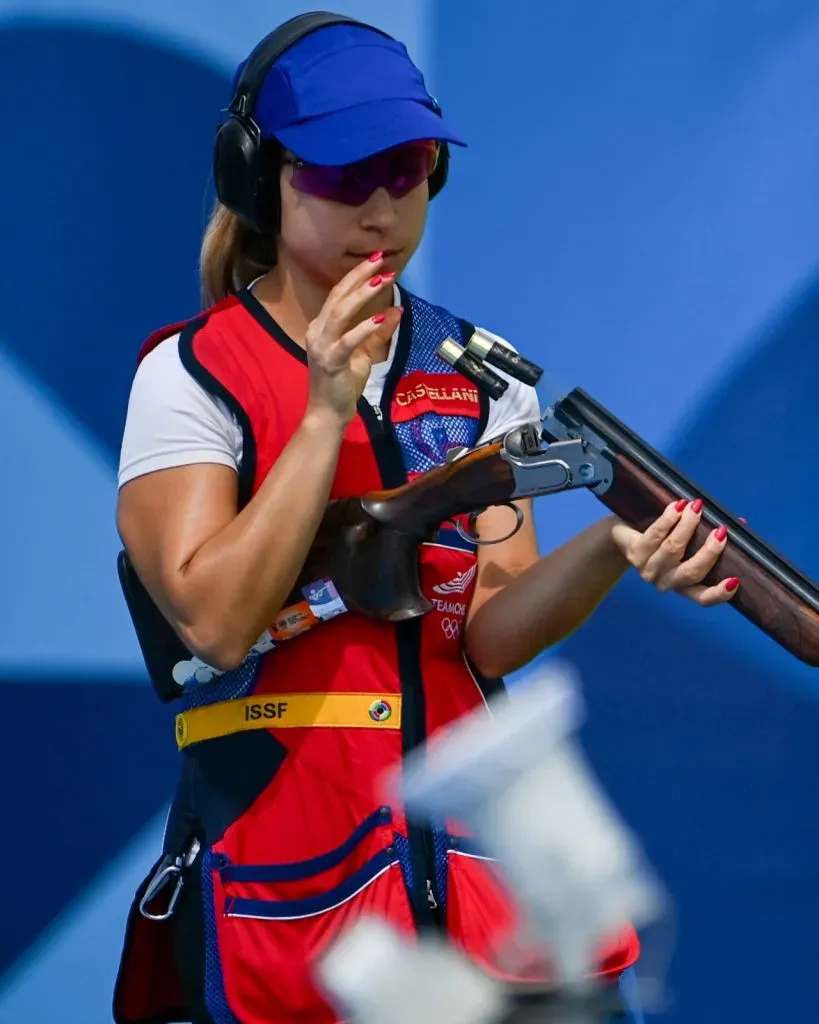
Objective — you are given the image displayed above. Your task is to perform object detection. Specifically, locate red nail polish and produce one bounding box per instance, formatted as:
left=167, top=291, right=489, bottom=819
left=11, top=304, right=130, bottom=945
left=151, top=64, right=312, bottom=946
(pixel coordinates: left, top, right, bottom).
left=369, top=275, right=383, bottom=287
left=381, top=270, right=396, bottom=279
left=371, top=312, right=386, bottom=324
left=725, top=577, right=740, bottom=592
left=714, top=525, right=728, bottom=543
left=675, top=499, right=688, bottom=512
left=368, top=251, right=384, bottom=262
left=691, top=498, right=704, bottom=514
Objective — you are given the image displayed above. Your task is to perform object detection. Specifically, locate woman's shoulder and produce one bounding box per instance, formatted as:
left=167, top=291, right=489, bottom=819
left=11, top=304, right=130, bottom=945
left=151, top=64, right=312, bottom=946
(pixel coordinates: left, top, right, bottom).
left=129, top=329, right=241, bottom=426
left=119, top=331, right=243, bottom=489
left=132, top=330, right=202, bottom=399
left=137, top=329, right=183, bottom=369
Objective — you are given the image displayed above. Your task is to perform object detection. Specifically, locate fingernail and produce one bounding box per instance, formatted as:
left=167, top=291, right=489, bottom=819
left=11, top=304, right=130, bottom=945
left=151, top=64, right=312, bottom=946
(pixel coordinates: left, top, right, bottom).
left=691, top=498, right=704, bottom=514
left=725, top=577, right=740, bottom=592
left=675, top=499, right=688, bottom=513
left=371, top=312, right=386, bottom=324
left=368, top=251, right=383, bottom=262
left=738, top=516, right=748, bottom=524
left=369, top=275, right=383, bottom=287
left=381, top=270, right=396, bottom=279
left=713, top=525, right=728, bottom=543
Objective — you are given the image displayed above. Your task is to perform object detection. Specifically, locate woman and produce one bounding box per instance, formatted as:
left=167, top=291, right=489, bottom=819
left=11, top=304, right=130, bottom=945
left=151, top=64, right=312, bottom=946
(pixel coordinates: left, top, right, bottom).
left=113, top=13, right=738, bottom=1024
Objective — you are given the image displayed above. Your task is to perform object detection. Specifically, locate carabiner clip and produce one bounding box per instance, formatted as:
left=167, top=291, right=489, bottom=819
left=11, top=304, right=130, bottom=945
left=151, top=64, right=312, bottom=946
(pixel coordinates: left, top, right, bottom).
left=139, top=839, right=200, bottom=922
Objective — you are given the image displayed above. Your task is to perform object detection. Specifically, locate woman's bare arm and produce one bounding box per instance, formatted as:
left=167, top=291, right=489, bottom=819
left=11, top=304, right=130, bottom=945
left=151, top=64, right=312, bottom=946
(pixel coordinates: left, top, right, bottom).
left=117, top=410, right=346, bottom=670
left=463, top=504, right=627, bottom=678
left=117, top=254, right=401, bottom=670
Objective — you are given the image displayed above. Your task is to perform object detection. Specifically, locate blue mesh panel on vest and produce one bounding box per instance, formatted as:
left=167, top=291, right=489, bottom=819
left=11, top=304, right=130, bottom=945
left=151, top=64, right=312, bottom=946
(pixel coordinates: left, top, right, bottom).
left=393, top=293, right=480, bottom=475
left=403, top=293, right=467, bottom=373
left=181, top=654, right=262, bottom=711
left=432, top=826, right=450, bottom=912
left=393, top=833, right=414, bottom=897
left=201, top=849, right=242, bottom=1024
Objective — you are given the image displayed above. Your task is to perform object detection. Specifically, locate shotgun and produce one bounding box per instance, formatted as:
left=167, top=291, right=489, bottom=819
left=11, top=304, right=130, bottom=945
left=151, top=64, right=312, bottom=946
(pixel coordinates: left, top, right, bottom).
left=288, top=338, right=819, bottom=667
left=118, top=337, right=819, bottom=702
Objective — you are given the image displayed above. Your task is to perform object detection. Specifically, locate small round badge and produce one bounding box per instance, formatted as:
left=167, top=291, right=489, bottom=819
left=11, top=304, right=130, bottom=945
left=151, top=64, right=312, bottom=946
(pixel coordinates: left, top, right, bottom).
left=175, top=715, right=188, bottom=747
left=368, top=699, right=392, bottom=723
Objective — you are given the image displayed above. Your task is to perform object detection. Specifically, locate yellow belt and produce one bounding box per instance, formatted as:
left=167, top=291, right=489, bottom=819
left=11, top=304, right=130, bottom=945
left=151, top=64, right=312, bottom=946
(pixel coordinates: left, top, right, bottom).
left=175, top=692, right=402, bottom=750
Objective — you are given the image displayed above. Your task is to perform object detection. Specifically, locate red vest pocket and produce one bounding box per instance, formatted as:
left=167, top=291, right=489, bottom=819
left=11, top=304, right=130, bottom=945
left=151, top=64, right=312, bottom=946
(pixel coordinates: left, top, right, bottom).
left=209, top=813, right=416, bottom=1024
left=444, top=839, right=640, bottom=987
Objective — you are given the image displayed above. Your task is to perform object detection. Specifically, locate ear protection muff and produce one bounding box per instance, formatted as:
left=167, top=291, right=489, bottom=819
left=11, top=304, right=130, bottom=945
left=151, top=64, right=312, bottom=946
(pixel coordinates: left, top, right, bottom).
left=426, top=98, right=450, bottom=201
left=213, top=10, right=451, bottom=234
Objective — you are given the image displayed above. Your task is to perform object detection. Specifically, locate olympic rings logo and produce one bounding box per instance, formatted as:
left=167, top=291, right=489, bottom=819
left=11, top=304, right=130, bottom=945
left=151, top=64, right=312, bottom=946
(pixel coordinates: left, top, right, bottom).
left=441, top=618, right=461, bottom=640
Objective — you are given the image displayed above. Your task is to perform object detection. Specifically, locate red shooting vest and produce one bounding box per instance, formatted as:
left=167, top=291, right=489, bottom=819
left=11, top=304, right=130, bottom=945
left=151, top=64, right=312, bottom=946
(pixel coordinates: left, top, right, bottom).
left=114, top=286, right=639, bottom=1024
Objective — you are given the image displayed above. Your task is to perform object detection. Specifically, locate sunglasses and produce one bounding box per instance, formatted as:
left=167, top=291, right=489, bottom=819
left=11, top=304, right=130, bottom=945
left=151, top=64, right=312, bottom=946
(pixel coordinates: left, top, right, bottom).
left=285, top=140, right=440, bottom=207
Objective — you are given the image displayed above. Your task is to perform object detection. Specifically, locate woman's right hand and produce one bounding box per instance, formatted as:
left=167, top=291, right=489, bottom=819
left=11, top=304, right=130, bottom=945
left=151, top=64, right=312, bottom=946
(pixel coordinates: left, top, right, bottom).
left=304, top=253, right=403, bottom=426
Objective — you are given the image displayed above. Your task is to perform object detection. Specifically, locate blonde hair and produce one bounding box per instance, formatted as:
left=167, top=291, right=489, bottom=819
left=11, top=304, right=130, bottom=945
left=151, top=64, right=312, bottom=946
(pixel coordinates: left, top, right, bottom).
left=198, top=201, right=277, bottom=307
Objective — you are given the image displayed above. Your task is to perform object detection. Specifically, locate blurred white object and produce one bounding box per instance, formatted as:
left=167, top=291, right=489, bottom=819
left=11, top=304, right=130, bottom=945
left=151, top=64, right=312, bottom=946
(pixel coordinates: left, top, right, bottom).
left=171, top=629, right=276, bottom=685
left=318, top=917, right=504, bottom=1024
left=397, top=660, right=664, bottom=990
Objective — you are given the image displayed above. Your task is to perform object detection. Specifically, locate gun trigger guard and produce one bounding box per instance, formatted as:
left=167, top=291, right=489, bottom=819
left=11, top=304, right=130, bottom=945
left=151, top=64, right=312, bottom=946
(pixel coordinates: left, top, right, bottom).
left=452, top=503, right=524, bottom=547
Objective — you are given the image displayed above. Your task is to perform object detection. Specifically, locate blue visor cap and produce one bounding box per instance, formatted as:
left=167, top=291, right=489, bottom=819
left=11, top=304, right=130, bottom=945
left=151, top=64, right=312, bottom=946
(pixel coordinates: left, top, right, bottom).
left=246, top=23, right=466, bottom=166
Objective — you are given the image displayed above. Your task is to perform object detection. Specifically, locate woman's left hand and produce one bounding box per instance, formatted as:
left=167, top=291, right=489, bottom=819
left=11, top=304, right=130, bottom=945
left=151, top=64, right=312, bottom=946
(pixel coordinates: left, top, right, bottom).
left=610, top=498, right=740, bottom=606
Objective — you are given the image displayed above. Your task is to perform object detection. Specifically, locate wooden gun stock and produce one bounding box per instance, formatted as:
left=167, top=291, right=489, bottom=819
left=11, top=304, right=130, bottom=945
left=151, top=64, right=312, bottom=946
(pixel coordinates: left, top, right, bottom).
left=289, top=443, right=516, bottom=619
left=361, top=441, right=514, bottom=530
left=290, top=497, right=432, bottom=622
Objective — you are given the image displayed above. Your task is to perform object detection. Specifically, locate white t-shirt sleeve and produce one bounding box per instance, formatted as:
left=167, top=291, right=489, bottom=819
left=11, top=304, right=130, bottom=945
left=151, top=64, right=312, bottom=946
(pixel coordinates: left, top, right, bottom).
left=473, top=328, right=542, bottom=446
left=117, top=333, right=243, bottom=489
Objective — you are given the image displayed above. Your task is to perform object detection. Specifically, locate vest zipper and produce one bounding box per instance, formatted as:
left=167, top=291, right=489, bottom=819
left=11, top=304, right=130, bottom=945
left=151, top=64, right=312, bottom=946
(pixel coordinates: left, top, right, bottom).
left=397, top=620, right=443, bottom=929
left=356, top=395, right=443, bottom=931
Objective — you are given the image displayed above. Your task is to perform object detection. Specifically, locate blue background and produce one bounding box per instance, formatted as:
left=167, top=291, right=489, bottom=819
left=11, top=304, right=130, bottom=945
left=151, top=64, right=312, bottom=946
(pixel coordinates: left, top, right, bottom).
left=1, top=1, right=818, bottom=1021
